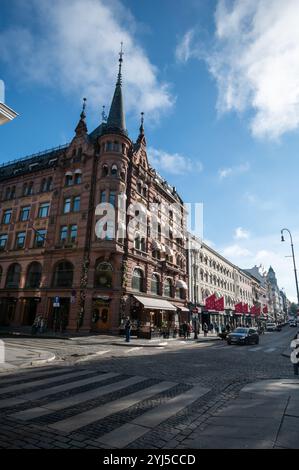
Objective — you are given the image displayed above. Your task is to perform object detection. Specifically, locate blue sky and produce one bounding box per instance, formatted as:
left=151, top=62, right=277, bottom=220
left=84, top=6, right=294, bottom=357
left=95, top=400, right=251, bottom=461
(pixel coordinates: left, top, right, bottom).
left=1, top=0, right=299, bottom=301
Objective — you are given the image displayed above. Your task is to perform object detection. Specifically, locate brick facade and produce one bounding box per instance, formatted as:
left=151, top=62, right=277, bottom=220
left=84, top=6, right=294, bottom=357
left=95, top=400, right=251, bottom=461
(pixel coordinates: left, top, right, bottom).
left=0, top=63, right=188, bottom=334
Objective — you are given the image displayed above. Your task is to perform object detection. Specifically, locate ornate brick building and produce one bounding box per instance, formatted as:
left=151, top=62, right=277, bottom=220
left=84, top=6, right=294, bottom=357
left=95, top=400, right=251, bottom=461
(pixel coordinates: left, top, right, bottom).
left=0, top=53, right=188, bottom=335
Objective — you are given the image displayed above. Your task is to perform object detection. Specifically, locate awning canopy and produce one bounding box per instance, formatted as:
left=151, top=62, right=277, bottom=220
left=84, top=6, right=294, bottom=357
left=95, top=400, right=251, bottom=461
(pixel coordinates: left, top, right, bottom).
left=176, top=280, right=188, bottom=289
left=133, top=295, right=176, bottom=311
left=178, top=307, right=189, bottom=313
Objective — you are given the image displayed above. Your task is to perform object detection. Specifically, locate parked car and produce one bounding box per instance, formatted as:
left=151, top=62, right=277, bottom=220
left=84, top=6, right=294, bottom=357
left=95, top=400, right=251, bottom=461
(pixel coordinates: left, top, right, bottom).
left=266, top=322, right=277, bottom=332
left=227, top=327, right=259, bottom=345
left=289, top=320, right=298, bottom=327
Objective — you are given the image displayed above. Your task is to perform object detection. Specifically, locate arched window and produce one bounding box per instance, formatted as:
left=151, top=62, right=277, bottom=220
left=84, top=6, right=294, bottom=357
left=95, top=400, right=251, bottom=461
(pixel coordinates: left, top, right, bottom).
left=5, top=187, right=10, bottom=200
left=6, top=263, right=21, bottom=288
left=102, top=164, right=109, bottom=177
left=151, top=274, right=159, bottom=295
left=26, top=262, right=42, bottom=288
left=132, top=268, right=144, bottom=292
left=111, top=164, right=118, bottom=177
left=94, top=261, right=113, bottom=288
left=52, top=261, right=74, bottom=288
left=164, top=278, right=172, bottom=297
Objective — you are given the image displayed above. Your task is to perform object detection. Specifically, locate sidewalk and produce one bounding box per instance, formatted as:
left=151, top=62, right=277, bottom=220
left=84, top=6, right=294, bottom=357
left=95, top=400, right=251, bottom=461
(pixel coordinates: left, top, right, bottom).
left=0, top=327, right=220, bottom=347
left=183, top=378, right=299, bottom=449
left=71, top=332, right=221, bottom=347
left=0, top=343, right=55, bottom=372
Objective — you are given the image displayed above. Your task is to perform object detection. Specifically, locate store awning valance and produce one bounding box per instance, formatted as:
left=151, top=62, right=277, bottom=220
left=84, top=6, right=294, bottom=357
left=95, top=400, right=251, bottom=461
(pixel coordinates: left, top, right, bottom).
left=133, top=295, right=176, bottom=311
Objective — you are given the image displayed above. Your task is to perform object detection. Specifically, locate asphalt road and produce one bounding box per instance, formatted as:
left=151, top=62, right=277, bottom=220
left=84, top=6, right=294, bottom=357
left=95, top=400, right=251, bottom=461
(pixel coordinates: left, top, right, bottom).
left=0, top=326, right=297, bottom=449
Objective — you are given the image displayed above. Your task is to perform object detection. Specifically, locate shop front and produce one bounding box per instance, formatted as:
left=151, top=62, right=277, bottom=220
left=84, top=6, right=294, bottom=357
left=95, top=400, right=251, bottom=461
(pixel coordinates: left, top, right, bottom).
left=128, top=295, right=177, bottom=339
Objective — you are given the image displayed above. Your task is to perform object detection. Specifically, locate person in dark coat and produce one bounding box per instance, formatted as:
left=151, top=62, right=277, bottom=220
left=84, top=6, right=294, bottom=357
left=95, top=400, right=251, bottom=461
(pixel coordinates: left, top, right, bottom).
left=125, top=317, right=132, bottom=343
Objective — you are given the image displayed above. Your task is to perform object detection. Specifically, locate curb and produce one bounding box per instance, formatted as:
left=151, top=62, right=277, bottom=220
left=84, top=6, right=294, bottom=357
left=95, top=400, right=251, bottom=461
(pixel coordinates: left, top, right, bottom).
left=29, top=353, right=56, bottom=366
left=0, top=331, right=71, bottom=340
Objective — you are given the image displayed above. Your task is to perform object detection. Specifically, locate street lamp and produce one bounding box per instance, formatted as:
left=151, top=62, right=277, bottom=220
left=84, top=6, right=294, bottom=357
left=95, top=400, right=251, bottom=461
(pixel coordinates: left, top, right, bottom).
left=281, top=228, right=299, bottom=306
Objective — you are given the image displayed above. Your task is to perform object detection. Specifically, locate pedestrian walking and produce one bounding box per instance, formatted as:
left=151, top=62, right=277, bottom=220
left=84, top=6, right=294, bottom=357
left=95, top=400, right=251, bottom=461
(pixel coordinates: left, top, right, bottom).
left=182, top=322, right=188, bottom=339
left=209, top=323, right=214, bottom=334
left=39, top=317, right=45, bottom=334
left=187, top=323, right=192, bottom=339
left=203, top=322, right=208, bottom=337
left=214, top=323, right=219, bottom=335
left=125, top=317, right=131, bottom=343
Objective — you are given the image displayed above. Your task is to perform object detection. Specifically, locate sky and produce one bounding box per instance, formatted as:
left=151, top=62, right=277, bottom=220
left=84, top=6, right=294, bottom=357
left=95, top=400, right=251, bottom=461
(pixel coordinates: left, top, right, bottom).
left=1, top=0, right=299, bottom=302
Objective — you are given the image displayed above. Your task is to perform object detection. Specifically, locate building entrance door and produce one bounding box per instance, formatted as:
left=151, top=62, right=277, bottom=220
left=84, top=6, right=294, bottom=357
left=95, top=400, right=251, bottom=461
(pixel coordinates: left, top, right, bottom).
left=0, top=299, right=17, bottom=326
left=48, top=298, right=70, bottom=332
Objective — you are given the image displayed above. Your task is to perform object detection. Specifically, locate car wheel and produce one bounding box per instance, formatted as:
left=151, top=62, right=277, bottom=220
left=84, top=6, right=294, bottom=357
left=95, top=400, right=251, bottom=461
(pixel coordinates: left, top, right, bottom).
left=255, top=338, right=259, bottom=345
left=227, top=341, right=231, bottom=345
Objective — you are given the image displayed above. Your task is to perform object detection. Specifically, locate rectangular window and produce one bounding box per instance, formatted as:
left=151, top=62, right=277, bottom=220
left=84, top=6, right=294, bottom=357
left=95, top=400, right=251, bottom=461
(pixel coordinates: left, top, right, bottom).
left=60, top=226, right=68, bottom=242
left=73, top=196, right=80, bottom=212
left=109, top=191, right=116, bottom=207
left=20, top=206, right=30, bottom=222
left=38, top=202, right=50, bottom=218
left=2, top=209, right=12, bottom=225
left=70, top=224, right=78, bottom=242
left=0, top=234, right=8, bottom=249
left=16, top=232, right=26, bottom=249
left=74, top=174, right=82, bottom=185
left=65, top=175, right=73, bottom=186
left=63, top=198, right=71, bottom=214
left=100, top=190, right=106, bottom=203
left=34, top=229, right=47, bottom=248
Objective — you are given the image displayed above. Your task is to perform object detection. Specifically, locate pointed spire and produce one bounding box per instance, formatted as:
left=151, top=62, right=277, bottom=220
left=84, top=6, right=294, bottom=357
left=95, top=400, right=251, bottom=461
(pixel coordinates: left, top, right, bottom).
left=106, top=43, right=127, bottom=135
left=136, top=111, right=146, bottom=146
left=75, top=97, right=88, bottom=136
left=139, top=112, right=144, bottom=136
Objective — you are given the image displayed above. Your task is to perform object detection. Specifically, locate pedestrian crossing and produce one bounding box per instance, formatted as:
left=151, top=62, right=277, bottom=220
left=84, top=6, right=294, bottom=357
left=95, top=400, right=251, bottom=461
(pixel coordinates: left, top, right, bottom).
left=213, top=343, right=279, bottom=353
left=0, top=366, right=210, bottom=448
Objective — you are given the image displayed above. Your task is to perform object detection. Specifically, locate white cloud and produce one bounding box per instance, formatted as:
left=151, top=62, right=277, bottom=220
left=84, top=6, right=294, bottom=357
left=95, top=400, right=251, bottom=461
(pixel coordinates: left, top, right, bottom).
left=0, top=0, right=173, bottom=121
left=234, top=227, right=250, bottom=240
left=148, top=147, right=203, bottom=175
left=222, top=244, right=252, bottom=258
left=176, top=29, right=197, bottom=63
left=218, top=162, right=250, bottom=180
left=209, top=0, right=299, bottom=140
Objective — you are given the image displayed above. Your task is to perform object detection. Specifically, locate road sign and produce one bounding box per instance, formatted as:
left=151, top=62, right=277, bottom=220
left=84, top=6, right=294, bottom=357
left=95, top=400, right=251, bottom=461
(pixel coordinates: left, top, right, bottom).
left=53, top=296, right=60, bottom=308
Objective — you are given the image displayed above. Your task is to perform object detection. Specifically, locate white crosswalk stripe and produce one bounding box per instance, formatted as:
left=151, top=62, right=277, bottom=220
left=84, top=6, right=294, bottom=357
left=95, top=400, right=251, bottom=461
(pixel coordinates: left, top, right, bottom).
left=0, top=367, right=211, bottom=447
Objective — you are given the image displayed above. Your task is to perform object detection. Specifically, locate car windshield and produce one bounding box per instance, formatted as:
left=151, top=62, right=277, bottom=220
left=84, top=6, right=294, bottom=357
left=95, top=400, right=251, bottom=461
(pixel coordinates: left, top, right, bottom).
left=233, top=328, right=248, bottom=334
left=267, top=323, right=276, bottom=326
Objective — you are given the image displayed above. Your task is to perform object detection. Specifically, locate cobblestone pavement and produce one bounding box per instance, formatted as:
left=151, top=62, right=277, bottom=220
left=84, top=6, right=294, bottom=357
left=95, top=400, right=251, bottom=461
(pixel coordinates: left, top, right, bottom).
left=0, top=327, right=297, bottom=449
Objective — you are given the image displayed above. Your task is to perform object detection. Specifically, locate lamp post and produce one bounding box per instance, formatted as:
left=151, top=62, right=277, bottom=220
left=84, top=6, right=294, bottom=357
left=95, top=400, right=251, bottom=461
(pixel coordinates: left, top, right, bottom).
left=281, top=228, right=299, bottom=306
